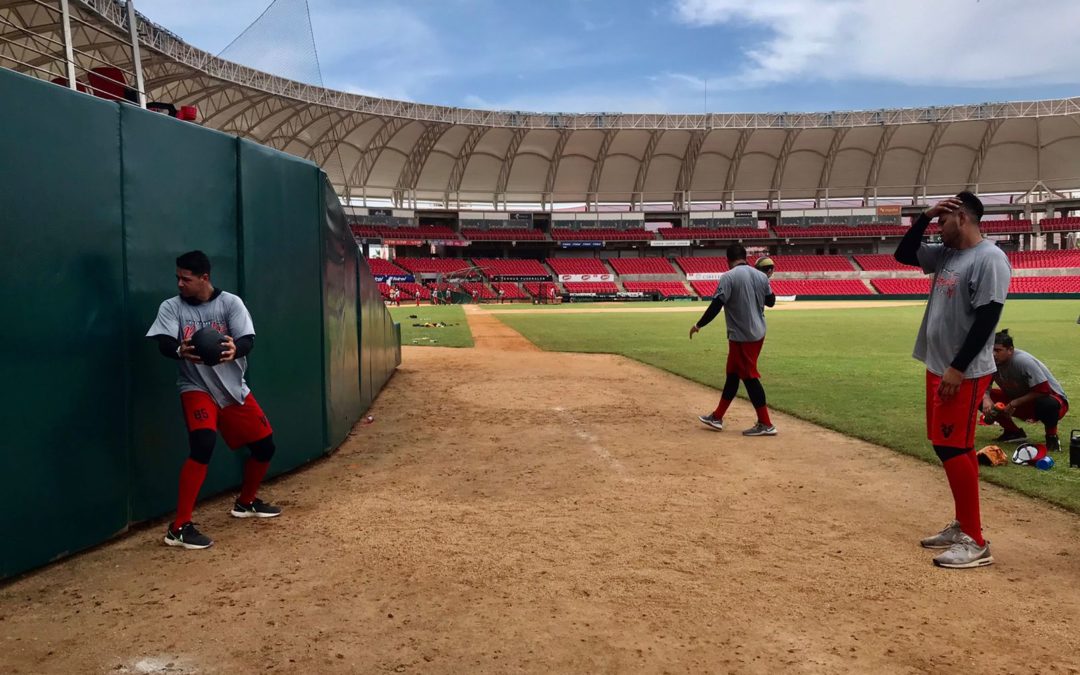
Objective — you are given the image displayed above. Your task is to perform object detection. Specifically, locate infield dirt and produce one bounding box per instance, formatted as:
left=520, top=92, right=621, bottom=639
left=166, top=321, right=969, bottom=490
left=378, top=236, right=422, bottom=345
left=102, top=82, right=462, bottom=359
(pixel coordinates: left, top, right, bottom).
left=2, top=309, right=1079, bottom=673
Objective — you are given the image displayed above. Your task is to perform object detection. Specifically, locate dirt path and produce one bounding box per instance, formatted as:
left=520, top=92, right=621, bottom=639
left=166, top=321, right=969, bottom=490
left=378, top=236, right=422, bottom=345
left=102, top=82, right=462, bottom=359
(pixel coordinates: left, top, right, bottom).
left=477, top=299, right=924, bottom=315
left=3, top=319, right=1080, bottom=674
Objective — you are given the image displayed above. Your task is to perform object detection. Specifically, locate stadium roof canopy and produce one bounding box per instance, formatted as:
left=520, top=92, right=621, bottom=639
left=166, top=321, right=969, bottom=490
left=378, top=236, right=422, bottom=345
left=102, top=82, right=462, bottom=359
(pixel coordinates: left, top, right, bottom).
left=4, top=0, right=1080, bottom=209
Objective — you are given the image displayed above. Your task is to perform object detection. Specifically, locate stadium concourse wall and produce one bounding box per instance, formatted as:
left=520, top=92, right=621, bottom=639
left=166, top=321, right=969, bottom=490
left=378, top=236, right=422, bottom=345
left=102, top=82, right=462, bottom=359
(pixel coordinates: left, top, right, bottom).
left=0, top=67, right=399, bottom=580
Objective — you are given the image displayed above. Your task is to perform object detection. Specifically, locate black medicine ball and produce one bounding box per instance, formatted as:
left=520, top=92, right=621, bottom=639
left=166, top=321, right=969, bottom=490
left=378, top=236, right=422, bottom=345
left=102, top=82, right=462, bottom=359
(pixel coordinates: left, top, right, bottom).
left=191, top=327, right=226, bottom=366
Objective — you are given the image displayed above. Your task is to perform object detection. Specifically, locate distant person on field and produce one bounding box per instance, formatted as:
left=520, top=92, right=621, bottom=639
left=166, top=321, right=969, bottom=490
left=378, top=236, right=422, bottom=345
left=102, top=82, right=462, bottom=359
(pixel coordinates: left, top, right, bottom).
left=983, top=329, right=1067, bottom=452
left=146, top=250, right=282, bottom=551
left=894, top=192, right=1010, bottom=569
left=690, top=243, right=777, bottom=437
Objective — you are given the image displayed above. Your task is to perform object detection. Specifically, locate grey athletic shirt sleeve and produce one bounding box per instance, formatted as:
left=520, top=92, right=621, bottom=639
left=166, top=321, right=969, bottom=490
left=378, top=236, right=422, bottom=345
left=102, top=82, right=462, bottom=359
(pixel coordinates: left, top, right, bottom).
left=146, top=291, right=255, bottom=407
left=994, top=350, right=1068, bottom=403
left=715, top=264, right=771, bottom=342
left=912, top=239, right=1010, bottom=377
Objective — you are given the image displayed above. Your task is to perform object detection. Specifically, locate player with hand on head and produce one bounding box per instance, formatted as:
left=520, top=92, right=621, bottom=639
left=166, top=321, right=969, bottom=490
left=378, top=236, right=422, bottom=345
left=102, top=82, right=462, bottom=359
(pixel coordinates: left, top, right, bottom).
left=146, top=250, right=282, bottom=550
left=894, top=192, right=1011, bottom=569
left=690, top=244, right=777, bottom=436
left=982, top=329, right=1068, bottom=452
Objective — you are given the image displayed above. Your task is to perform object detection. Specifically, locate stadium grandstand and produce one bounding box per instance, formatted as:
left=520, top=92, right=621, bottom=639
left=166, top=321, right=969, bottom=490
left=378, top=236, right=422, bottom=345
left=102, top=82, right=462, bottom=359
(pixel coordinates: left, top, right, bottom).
left=5, top=0, right=1080, bottom=301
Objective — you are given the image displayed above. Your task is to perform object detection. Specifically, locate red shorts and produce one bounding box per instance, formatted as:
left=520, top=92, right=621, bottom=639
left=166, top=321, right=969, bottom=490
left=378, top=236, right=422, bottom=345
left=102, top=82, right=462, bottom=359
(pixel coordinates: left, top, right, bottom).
left=181, top=391, right=272, bottom=449
left=726, top=339, right=764, bottom=379
left=988, top=388, right=1069, bottom=421
left=925, top=371, right=992, bottom=448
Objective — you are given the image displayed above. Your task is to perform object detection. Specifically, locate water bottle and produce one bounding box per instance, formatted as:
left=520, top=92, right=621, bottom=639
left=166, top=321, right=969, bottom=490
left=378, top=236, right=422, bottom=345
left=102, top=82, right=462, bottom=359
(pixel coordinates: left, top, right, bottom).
left=1070, top=430, right=1080, bottom=468
left=1036, top=456, right=1055, bottom=471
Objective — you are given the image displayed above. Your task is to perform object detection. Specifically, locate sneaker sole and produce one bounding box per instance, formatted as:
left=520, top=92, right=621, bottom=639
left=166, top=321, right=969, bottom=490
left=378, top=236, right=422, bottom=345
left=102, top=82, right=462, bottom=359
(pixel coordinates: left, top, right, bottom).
left=920, top=541, right=958, bottom=550
left=743, top=430, right=778, bottom=436
left=698, top=416, right=723, bottom=431
left=998, top=437, right=1028, bottom=444
left=164, top=536, right=213, bottom=550
left=230, top=509, right=282, bottom=519
left=933, top=555, right=994, bottom=569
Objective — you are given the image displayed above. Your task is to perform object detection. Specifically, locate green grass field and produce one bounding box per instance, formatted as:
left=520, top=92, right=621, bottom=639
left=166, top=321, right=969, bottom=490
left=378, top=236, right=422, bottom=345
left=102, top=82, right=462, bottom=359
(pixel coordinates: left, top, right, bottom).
left=496, top=299, right=1080, bottom=512
left=390, top=305, right=474, bottom=348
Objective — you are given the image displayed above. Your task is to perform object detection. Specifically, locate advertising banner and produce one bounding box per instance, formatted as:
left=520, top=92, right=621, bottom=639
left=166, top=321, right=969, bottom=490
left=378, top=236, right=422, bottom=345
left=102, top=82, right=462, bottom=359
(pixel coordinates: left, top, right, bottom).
left=686, top=272, right=725, bottom=281
left=558, top=274, right=614, bottom=283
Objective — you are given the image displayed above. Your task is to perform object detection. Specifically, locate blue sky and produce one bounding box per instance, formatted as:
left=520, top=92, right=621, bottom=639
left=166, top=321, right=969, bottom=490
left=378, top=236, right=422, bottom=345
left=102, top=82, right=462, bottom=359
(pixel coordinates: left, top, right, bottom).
left=138, top=0, right=1080, bottom=114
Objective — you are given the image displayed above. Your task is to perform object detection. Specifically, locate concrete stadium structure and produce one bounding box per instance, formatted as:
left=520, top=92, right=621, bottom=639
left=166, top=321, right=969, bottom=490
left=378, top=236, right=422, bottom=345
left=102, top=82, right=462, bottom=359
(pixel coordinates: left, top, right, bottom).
left=3, top=0, right=1080, bottom=213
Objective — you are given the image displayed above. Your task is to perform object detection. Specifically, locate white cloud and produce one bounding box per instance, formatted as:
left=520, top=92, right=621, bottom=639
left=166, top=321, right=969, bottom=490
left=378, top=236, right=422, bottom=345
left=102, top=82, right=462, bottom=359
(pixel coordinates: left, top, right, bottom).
left=673, top=0, right=1080, bottom=87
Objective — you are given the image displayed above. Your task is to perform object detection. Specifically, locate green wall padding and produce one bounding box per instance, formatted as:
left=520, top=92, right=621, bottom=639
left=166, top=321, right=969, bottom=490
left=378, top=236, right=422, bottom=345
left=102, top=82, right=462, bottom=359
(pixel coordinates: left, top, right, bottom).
left=0, top=68, right=399, bottom=580
left=321, top=177, right=361, bottom=448
left=0, top=69, right=129, bottom=579
left=121, top=105, right=245, bottom=521
left=238, top=140, right=327, bottom=473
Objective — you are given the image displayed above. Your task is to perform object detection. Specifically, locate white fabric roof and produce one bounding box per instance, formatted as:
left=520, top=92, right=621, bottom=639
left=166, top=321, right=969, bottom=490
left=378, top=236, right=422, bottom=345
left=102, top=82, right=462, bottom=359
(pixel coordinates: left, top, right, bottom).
left=3, top=0, right=1080, bottom=207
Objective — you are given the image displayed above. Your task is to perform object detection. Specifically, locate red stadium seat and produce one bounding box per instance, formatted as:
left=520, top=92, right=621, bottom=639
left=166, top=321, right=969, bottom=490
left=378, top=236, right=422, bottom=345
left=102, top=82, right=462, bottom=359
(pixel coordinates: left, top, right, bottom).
left=461, top=228, right=546, bottom=241
left=854, top=254, right=908, bottom=271
left=546, top=258, right=610, bottom=275
left=1039, top=217, right=1080, bottom=232
left=622, top=281, right=691, bottom=297
left=608, top=258, right=676, bottom=275
left=551, top=228, right=653, bottom=241
left=471, top=258, right=550, bottom=278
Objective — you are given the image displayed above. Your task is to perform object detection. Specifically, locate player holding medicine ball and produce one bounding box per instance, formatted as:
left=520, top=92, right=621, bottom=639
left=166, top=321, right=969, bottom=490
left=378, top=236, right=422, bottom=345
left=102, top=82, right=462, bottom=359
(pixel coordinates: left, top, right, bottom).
left=146, top=250, right=281, bottom=550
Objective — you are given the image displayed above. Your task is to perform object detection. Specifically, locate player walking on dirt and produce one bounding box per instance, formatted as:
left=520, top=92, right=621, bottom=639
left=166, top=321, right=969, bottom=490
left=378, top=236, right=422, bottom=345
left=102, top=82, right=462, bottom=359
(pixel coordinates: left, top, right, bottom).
left=146, top=251, right=282, bottom=550
left=894, top=192, right=1010, bottom=569
left=690, top=243, right=777, bottom=436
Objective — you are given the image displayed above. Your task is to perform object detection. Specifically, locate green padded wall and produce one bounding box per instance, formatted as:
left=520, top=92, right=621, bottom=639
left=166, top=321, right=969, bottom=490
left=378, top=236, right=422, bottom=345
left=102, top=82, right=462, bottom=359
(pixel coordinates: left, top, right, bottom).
left=321, top=177, right=361, bottom=447
left=0, top=68, right=399, bottom=580
left=121, top=106, right=244, bottom=521
left=0, top=70, right=129, bottom=579
left=238, top=140, right=327, bottom=471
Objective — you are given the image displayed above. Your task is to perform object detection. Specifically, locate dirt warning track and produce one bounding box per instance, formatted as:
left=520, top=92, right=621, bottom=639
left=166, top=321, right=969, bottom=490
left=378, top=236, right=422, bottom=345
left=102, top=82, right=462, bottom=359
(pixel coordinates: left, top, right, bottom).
left=2, top=313, right=1079, bottom=674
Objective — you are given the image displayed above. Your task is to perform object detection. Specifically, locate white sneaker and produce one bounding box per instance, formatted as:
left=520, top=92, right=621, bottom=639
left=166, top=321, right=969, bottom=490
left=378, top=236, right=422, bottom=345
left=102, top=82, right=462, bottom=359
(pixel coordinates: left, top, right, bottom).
left=933, top=534, right=994, bottom=569
left=742, top=422, right=777, bottom=436
left=698, top=414, right=724, bottom=431
left=920, top=520, right=964, bottom=550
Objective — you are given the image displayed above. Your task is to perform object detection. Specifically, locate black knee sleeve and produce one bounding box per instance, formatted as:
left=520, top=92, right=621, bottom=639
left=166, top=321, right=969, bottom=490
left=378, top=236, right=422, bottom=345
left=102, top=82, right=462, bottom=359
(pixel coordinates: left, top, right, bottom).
left=721, top=373, right=740, bottom=400
left=188, top=429, right=217, bottom=464
left=1033, top=396, right=1061, bottom=429
left=933, top=444, right=969, bottom=462
left=249, top=434, right=276, bottom=463
left=743, top=378, right=767, bottom=409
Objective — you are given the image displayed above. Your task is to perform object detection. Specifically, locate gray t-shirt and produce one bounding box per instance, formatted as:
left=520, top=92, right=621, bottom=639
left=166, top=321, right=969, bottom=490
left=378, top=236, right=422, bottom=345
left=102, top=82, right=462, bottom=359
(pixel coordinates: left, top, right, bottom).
left=913, top=239, right=1010, bottom=377
left=716, top=263, right=772, bottom=342
left=146, top=291, right=256, bottom=407
left=994, top=349, right=1067, bottom=403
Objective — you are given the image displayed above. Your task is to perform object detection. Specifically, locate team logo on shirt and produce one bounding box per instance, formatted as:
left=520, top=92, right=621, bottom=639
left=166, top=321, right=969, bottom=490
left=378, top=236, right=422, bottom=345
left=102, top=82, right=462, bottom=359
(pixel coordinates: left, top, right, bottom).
left=940, top=423, right=954, bottom=439
left=934, top=270, right=959, bottom=299
left=181, top=320, right=230, bottom=340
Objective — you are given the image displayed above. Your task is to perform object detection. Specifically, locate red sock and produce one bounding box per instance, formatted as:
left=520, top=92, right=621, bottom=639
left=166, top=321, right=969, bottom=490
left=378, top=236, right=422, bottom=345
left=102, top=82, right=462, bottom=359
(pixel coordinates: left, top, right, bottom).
left=755, top=406, right=772, bottom=426
left=239, top=459, right=271, bottom=505
left=942, top=452, right=984, bottom=546
left=712, top=398, right=733, bottom=419
left=1047, top=425, right=1058, bottom=436
left=174, top=459, right=208, bottom=530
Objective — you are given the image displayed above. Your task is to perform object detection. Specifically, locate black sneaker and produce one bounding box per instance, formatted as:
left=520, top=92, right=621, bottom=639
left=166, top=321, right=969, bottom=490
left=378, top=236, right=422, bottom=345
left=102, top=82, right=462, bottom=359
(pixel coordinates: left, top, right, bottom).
left=1046, top=435, right=1061, bottom=453
left=994, top=429, right=1028, bottom=443
left=230, top=498, right=282, bottom=519
left=164, top=521, right=213, bottom=549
